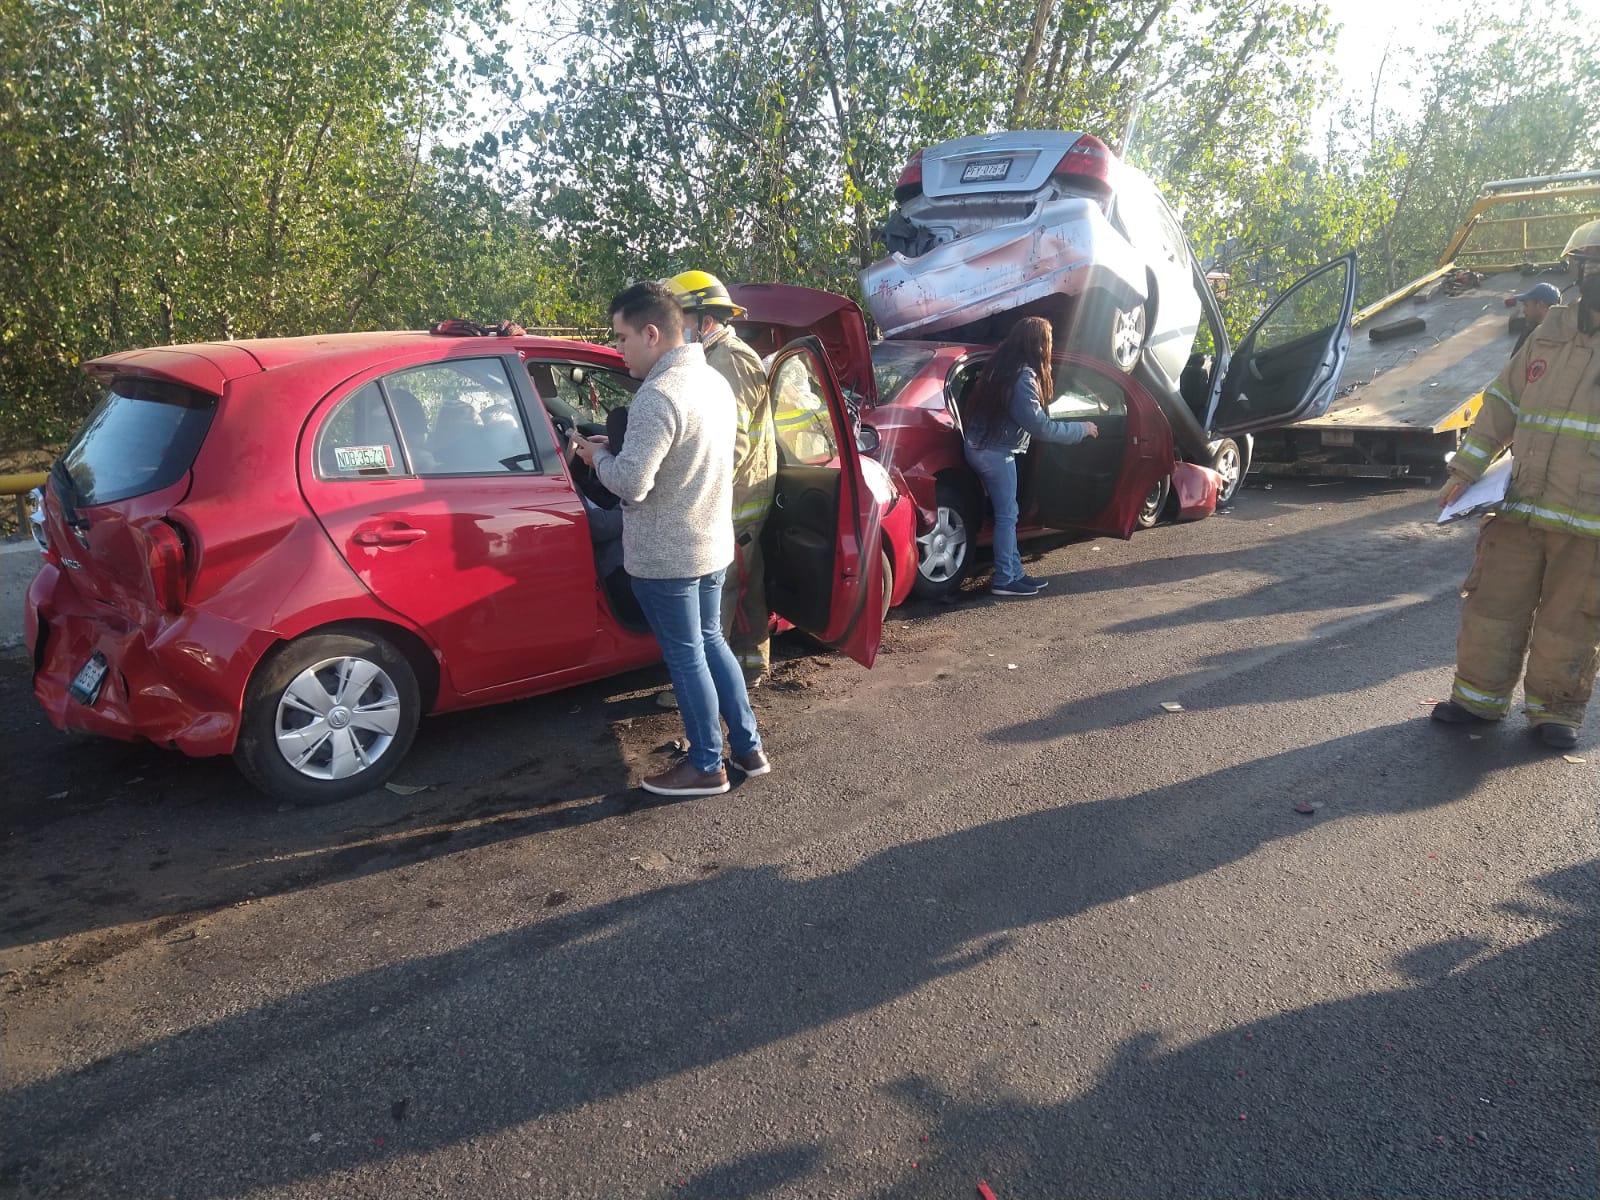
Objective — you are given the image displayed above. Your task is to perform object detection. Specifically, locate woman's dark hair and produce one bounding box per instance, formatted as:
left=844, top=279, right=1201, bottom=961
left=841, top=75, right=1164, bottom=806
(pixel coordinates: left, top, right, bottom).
left=966, top=316, right=1053, bottom=432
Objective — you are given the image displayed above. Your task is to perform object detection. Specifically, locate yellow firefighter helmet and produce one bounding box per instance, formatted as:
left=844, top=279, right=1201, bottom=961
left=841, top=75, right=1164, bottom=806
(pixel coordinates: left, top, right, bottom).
left=1562, top=219, right=1600, bottom=268
left=664, top=270, right=746, bottom=319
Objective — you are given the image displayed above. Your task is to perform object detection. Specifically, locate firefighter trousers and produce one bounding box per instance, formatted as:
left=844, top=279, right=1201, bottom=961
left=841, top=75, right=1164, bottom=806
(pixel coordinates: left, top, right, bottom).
left=1451, top=517, right=1600, bottom=728
left=721, top=518, right=770, bottom=680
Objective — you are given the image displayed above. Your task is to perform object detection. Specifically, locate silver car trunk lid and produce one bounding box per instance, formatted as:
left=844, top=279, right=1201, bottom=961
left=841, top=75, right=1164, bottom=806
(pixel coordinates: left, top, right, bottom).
left=919, top=130, right=1089, bottom=200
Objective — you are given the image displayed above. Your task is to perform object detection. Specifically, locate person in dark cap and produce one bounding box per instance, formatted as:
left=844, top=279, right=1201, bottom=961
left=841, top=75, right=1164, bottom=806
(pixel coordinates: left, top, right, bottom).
left=1510, top=282, right=1562, bottom=355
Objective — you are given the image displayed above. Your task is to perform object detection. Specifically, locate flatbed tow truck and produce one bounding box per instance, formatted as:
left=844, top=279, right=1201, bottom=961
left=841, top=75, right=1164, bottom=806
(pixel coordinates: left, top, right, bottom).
left=1250, top=171, right=1600, bottom=481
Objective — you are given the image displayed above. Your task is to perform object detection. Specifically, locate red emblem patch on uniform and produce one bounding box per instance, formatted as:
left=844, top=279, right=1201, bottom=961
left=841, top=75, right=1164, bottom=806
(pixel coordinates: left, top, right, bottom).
left=1526, top=358, right=1548, bottom=383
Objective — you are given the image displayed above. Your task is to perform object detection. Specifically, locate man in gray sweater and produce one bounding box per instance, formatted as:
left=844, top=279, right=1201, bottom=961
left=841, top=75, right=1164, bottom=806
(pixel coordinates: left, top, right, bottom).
left=572, top=281, right=770, bottom=796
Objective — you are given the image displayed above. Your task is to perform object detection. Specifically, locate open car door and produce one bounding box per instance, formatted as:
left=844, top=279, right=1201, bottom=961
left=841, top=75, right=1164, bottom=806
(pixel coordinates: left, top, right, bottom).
left=1003, top=354, right=1175, bottom=539
left=1208, top=253, right=1357, bottom=437
left=762, top=337, right=886, bottom=668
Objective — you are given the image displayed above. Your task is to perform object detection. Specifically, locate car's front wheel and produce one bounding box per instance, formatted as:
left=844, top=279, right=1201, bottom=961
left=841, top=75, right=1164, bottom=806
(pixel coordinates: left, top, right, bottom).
left=235, top=630, right=422, bottom=805
left=1210, top=438, right=1244, bottom=505
left=880, top=545, right=895, bottom=621
left=912, top=481, right=978, bottom=600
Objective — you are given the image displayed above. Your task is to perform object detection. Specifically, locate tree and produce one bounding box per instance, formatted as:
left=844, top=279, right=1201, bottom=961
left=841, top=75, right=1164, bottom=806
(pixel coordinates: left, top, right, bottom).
left=0, top=0, right=572, bottom=445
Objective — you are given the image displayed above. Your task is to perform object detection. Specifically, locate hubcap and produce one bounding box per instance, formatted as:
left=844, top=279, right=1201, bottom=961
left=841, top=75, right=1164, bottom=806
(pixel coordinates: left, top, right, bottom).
left=1112, top=307, right=1144, bottom=370
left=1141, top=480, right=1164, bottom=520
left=917, top=506, right=968, bottom=583
left=1215, top=447, right=1241, bottom=500
left=274, top=655, right=402, bottom=781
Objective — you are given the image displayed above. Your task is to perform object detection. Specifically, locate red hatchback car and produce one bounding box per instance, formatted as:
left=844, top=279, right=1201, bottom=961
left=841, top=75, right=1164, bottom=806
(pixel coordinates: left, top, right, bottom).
left=27, top=327, right=912, bottom=804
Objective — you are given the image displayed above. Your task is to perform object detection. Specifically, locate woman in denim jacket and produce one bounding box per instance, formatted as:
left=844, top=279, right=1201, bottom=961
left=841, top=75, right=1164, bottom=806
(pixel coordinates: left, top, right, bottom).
left=961, top=317, right=1099, bottom=597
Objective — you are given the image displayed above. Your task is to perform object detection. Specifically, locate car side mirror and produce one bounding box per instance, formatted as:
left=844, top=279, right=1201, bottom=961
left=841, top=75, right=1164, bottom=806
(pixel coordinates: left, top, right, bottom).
left=855, top=425, right=881, bottom=454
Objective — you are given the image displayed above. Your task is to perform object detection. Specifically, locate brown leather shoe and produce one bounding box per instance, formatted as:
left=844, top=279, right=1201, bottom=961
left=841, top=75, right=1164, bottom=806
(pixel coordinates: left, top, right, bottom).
left=730, top=748, right=771, bottom=778
left=641, top=759, right=729, bottom=797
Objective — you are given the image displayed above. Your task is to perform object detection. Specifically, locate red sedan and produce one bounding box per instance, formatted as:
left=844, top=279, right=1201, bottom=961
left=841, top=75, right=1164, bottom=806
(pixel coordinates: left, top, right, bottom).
left=733, top=279, right=1357, bottom=599
left=27, top=325, right=912, bottom=804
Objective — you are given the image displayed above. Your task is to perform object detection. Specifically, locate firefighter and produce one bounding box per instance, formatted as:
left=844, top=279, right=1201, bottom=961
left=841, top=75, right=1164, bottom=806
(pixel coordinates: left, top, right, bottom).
left=1432, top=219, right=1600, bottom=750
left=665, top=270, right=778, bottom=687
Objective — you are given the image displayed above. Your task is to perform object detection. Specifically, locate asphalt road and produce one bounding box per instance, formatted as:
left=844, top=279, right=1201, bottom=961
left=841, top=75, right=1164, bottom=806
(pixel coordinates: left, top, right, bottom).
left=2, top=480, right=1596, bottom=1200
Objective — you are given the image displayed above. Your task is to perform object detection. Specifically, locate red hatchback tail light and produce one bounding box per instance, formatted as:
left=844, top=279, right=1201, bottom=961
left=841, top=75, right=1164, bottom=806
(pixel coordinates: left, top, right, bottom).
left=146, top=519, right=191, bottom=614
left=894, top=150, right=925, bottom=203
left=1054, top=133, right=1114, bottom=198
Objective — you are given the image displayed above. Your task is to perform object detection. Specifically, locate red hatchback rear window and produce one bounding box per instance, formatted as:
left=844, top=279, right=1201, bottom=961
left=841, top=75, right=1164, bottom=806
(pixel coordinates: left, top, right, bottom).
left=60, top=377, right=217, bottom=506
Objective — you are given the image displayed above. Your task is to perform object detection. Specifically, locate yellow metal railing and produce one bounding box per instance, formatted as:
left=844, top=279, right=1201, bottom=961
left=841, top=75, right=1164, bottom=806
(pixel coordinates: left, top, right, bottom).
left=1, top=471, right=47, bottom=537
left=1437, top=179, right=1600, bottom=271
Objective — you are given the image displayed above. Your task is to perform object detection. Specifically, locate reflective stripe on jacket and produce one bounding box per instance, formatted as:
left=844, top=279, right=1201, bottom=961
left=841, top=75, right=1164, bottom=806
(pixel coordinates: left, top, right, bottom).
left=1451, top=303, right=1600, bottom=538
left=702, top=326, right=776, bottom=526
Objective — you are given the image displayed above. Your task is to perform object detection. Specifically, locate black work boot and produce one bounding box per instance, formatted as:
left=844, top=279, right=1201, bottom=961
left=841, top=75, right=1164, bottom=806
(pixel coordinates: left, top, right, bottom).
left=1534, top=723, right=1579, bottom=750
left=1432, top=700, right=1491, bottom=724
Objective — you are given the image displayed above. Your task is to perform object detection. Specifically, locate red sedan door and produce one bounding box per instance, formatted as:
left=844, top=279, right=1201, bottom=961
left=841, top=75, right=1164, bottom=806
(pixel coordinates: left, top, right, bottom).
left=299, top=355, right=598, bottom=697
left=764, top=337, right=887, bottom=667
left=1017, top=353, right=1175, bottom=538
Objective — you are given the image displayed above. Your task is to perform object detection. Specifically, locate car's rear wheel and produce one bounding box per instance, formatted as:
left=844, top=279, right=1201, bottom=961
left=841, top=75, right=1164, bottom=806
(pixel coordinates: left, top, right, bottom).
left=235, top=630, right=421, bottom=806
left=912, top=481, right=978, bottom=600
left=1136, top=475, right=1170, bottom=529
left=1081, top=288, right=1147, bottom=373
left=1211, top=438, right=1244, bottom=505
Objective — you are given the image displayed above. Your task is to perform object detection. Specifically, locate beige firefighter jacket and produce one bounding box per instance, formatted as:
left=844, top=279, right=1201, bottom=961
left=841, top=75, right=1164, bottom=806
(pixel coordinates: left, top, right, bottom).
left=1450, top=302, right=1600, bottom=537
left=702, top=325, right=777, bottom=526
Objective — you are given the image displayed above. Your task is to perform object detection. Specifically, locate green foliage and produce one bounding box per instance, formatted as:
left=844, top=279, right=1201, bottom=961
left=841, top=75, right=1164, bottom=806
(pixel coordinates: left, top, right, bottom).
left=5, top=0, right=1597, bottom=449
left=0, top=0, right=586, bottom=446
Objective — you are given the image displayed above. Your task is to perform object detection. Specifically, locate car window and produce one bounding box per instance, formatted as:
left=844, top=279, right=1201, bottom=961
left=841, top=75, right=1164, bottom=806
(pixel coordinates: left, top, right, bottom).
left=945, top=356, right=1125, bottom=425
left=1110, top=172, right=1185, bottom=263
left=1252, top=258, right=1352, bottom=352
left=1154, top=196, right=1191, bottom=267
left=316, top=383, right=407, bottom=478
left=385, top=358, right=536, bottom=475
left=870, top=343, right=936, bottom=406
left=771, top=354, right=839, bottom=466
left=59, top=377, right=217, bottom=505
left=527, top=360, right=639, bottom=427
left=1048, top=365, right=1126, bottom=420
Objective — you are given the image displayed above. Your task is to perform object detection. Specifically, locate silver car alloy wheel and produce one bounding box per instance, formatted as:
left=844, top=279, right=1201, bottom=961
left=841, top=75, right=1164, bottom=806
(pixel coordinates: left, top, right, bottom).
left=274, top=655, right=402, bottom=780
left=917, top=505, right=969, bottom=583
left=1214, top=443, right=1242, bottom=503
left=1111, top=306, right=1145, bottom=371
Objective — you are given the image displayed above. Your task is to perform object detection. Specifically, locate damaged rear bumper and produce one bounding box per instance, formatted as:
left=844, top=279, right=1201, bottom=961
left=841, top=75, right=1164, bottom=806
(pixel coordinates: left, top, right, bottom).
left=861, top=197, right=1147, bottom=340
left=27, top=562, right=272, bottom=757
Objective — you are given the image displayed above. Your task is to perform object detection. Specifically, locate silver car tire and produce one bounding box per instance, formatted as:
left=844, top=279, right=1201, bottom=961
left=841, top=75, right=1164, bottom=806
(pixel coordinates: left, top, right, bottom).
left=235, top=630, right=421, bottom=806
left=1082, top=288, right=1147, bottom=374
left=1211, top=439, right=1244, bottom=505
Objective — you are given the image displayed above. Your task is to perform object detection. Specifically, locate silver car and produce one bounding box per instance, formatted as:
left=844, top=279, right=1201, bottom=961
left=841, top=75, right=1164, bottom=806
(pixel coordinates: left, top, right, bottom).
left=863, top=129, right=1358, bottom=502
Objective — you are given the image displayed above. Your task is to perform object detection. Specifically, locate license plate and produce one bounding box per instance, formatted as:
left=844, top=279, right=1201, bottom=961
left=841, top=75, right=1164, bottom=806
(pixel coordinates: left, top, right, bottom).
left=69, top=652, right=108, bottom=706
left=961, top=159, right=1012, bottom=183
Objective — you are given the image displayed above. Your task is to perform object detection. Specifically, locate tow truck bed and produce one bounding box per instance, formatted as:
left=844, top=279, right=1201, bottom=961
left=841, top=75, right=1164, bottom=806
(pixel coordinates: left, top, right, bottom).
left=1251, top=271, right=1520, bottom=480
left=1248, top=172, right=1599, bottom=481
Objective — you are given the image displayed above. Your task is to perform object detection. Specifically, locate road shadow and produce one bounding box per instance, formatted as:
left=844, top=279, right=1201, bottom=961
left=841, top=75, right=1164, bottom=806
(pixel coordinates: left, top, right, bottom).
left=868, top=858, right=1599, bottom=1200
left=0, top=651, right=707, bottom=953
left=0, top=717, right=1550, bottom=1199
left=989, top=591, right=1457, bottom=744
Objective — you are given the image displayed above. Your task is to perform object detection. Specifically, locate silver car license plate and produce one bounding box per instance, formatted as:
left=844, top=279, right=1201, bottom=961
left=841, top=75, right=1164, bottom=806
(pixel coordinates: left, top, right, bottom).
left=69, top=652, right=108, bottom=706
left=961, top=159, right=1012, bottom=183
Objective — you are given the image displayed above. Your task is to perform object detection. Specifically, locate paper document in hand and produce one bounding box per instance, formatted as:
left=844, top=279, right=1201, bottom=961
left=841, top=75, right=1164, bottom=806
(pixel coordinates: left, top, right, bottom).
left=1438, top=454, right=1512, bottom=523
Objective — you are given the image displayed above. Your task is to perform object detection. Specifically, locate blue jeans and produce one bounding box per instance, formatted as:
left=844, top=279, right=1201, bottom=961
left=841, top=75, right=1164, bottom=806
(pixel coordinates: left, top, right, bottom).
left=631, top=569, right=761, bottom=774
left=964, top=443, right=1022, bottom=586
